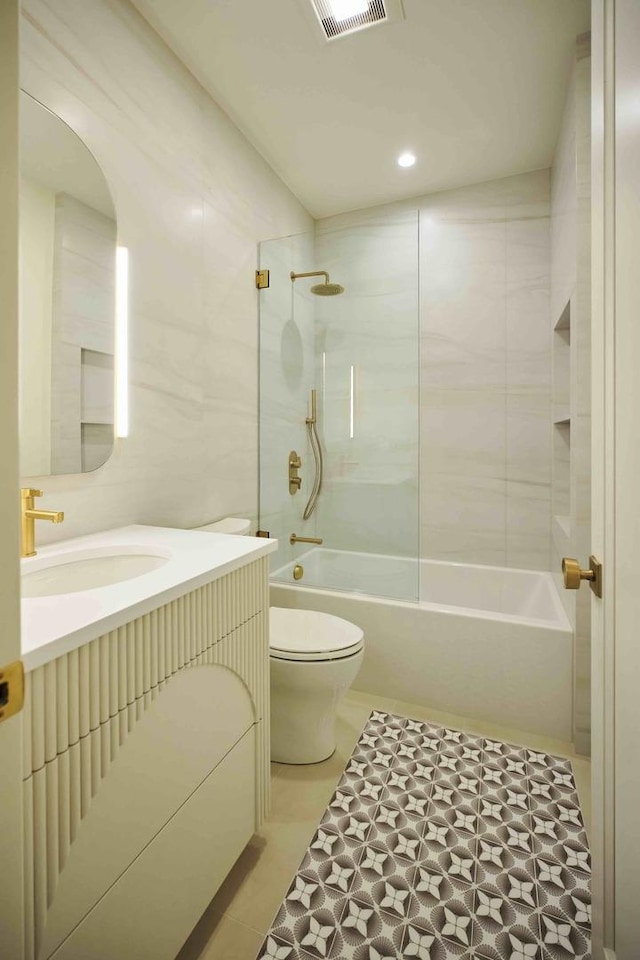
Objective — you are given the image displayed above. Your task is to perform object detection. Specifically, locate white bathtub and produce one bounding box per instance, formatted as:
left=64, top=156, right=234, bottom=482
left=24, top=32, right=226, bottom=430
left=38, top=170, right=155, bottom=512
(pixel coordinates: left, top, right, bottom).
left=271, top=548, right=573, bottom=740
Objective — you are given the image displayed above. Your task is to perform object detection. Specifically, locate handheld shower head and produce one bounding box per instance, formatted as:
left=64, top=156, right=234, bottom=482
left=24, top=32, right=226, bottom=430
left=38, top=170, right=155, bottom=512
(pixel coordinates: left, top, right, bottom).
left=290, top=270, right=345, bottom=297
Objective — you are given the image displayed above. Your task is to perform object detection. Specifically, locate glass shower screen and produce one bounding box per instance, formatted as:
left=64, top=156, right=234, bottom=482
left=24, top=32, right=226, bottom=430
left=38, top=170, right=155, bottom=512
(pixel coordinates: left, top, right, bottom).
left=259, top=209, right=420, bottom=602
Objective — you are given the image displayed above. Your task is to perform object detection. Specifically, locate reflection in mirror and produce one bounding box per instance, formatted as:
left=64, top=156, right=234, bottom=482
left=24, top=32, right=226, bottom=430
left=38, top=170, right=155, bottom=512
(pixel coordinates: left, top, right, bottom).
left=19, top=92, right=117, bottom=476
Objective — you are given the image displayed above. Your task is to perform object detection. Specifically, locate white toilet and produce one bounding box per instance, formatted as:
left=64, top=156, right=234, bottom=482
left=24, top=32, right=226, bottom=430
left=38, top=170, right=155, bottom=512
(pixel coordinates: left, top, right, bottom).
left=270, top=606, right=364, bottom=765
left=194, top=517, right=252, bottom=536
left=193, top=519, right=365, bottom=765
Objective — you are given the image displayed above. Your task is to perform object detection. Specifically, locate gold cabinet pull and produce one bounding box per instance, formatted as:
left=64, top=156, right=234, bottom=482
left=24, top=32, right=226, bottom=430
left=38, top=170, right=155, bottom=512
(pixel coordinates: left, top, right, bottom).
left=562, top=555, right=603, bottom=598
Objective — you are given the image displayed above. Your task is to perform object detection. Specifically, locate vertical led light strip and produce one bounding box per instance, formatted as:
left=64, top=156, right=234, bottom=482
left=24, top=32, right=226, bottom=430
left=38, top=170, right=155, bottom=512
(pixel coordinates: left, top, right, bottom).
left=322, top=351, right=326, bottom=419
left=115, top=246, right=129, bottom=438
left=349, top=364, right=355, bottom=439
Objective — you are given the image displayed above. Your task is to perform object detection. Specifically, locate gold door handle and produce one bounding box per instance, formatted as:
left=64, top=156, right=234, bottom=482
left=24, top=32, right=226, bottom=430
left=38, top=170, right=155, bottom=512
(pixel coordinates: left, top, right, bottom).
left=562, top=556, right=603, bottom=598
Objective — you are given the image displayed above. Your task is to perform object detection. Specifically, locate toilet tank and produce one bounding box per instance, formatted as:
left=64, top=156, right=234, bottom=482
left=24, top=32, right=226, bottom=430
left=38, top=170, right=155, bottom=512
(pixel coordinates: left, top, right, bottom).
left=195, top=517, right=251, bottom=536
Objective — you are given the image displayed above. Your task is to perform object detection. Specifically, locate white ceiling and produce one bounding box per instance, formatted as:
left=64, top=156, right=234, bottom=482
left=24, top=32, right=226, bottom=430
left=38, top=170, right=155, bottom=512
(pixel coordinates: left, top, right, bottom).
left=131, top=0, right=590, bottom=218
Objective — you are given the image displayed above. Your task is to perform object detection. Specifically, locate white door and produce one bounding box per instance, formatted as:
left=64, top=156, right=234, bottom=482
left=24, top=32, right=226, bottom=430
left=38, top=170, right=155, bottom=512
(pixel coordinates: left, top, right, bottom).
left=591, top=1, right=640, bottom=957
left=0, top=1, right=25, bottom=957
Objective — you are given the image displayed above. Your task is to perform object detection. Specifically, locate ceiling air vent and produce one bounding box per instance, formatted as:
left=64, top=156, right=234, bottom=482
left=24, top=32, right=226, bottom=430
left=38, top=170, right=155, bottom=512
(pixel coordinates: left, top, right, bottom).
left=308, top=0, right=404, bottom=42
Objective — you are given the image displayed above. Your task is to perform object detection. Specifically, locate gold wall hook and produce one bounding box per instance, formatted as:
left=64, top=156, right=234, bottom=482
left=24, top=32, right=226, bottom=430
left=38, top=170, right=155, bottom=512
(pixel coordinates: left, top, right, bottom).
left=562, top=555, right=603, bottom=598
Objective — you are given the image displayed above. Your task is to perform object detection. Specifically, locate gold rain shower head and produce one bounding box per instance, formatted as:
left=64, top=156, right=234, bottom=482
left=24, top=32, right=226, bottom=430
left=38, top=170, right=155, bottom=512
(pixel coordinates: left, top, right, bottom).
left=290, top=270, right=345, bottom=297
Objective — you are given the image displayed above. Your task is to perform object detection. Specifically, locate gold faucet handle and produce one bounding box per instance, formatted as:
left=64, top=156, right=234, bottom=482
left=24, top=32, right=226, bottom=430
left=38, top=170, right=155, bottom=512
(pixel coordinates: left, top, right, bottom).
left=21, top=488, right=43, bottom=499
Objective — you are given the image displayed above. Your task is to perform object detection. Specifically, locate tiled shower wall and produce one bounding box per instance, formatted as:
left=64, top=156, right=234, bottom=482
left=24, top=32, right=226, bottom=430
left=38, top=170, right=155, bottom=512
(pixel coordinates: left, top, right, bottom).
left=420, top=170, right=552, bottom=570
left=316, top=169, right=552, bottom=571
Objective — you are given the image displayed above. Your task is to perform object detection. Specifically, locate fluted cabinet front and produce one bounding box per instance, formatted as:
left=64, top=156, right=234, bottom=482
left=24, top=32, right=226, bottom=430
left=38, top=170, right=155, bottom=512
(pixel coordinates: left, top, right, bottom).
left=21, top=557, right=270, bottom=960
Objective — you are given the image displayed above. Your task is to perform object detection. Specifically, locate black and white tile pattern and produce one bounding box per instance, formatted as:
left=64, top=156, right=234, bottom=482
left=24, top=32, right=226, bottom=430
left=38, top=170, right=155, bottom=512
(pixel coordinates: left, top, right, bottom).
left=257, top=711, right=591, bottom=960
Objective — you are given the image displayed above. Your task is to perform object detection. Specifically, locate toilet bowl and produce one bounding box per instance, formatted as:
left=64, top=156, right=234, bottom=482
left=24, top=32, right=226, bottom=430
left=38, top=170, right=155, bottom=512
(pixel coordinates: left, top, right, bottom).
left=270, top=606, right=364, bottom=764
left=194, top=517, right=251, bottom=536
left=190, top=521, right=364, bottom=764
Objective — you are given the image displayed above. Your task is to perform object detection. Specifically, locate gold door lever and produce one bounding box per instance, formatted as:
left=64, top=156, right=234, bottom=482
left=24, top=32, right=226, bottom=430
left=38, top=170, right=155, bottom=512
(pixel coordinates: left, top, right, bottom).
left=562, top=556, right=603, bottom=598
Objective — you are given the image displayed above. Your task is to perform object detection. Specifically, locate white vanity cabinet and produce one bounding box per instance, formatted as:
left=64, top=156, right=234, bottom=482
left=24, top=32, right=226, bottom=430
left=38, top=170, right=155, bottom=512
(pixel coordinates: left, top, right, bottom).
left=20, top=528, right=274, bottom=960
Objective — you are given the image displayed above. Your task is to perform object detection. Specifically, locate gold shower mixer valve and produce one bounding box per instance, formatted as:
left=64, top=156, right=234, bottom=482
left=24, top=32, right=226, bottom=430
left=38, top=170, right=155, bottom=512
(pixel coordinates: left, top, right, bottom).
left=289, top=450, right=302, bottom=495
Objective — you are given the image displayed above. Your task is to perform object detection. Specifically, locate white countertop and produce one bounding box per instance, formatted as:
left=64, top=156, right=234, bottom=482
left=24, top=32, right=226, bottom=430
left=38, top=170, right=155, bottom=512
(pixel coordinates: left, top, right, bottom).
left=21, top=525, right=277, bottom=672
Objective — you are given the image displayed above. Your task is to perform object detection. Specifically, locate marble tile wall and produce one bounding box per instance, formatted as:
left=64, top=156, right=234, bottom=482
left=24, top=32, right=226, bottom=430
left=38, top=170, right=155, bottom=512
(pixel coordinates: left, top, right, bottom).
left=549, top=37, right=592, bottom=755
left=316, top=170, right=552, bottom=572
left=20, top=0, right=312, bottom=541
left=420, top=170, right=552, bottom=570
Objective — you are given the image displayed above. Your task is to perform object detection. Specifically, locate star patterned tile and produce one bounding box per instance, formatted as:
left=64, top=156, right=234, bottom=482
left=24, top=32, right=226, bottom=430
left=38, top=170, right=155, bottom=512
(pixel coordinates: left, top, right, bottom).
left=256, top=711, right=591, bottom=960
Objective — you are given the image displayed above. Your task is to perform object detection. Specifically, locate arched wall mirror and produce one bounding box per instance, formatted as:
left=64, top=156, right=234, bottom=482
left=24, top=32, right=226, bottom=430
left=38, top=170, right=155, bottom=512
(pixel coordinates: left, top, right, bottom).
left=19, top=92, right=118, bottom=476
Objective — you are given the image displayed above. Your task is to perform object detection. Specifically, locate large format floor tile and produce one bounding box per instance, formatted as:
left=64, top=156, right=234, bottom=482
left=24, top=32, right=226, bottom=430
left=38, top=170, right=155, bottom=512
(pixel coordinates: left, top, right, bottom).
left=177, top=691, right=590, bottom=960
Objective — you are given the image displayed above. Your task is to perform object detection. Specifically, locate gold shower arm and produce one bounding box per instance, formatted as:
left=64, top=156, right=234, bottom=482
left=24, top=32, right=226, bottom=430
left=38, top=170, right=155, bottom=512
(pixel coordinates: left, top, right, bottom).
left=290, top=271, right=329, bottom=283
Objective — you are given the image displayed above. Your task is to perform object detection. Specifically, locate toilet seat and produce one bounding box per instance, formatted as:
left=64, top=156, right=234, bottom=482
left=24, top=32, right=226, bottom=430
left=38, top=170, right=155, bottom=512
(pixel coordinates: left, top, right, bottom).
left=270, top=607, right=364, bottom=663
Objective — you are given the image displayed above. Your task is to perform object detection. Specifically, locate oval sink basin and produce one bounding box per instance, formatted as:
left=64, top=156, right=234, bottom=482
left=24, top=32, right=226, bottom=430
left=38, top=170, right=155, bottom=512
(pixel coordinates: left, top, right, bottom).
left=22, top=546, right=171, bottom=598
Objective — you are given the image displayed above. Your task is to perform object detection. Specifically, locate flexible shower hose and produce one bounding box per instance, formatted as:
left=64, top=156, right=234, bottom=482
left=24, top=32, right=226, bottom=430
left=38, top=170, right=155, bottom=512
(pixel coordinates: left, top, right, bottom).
left=303, top=418, right=323, bottom=520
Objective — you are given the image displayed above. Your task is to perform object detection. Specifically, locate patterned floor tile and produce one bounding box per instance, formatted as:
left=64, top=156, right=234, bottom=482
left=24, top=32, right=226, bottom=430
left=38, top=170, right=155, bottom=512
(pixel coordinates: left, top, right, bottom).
left=256, top=711, right=591, bottom=960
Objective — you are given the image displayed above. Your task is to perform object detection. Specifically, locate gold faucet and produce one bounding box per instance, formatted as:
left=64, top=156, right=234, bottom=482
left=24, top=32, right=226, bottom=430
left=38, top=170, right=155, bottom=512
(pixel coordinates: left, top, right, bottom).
left=21, top=489, right=64, bottom=558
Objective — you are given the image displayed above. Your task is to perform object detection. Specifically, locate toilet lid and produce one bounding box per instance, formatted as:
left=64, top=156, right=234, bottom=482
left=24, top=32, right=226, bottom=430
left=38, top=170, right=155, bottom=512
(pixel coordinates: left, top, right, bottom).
left=270, top=607, right=364, bottom=662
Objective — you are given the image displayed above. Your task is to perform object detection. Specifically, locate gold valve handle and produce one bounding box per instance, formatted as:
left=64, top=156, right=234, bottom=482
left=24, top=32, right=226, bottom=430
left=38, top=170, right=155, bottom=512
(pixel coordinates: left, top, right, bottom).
left=289, top=450, right=302, bottom=495
left=562, top=556, right=603, bottom=598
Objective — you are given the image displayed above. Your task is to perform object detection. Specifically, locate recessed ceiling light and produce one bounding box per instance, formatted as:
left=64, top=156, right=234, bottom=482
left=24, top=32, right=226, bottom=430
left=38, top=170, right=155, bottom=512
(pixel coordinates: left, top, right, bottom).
left=329, top=0, right=370, bottom=22
left=397, top=152, right=417, bottom=168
